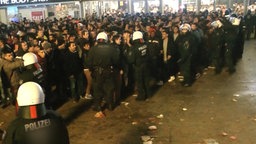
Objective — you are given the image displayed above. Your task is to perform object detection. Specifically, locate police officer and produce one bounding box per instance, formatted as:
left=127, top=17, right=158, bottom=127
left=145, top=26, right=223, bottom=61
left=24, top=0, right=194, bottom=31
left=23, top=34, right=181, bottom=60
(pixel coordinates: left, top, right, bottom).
left=210, top=20, right=225, bottom=74
left=177, top=24, right=196, bottom=87
left=19, top=52, right=50, bottom=107
left=244, top=10, right=253, bottom=40
left=229, top=16, right=242, bottom=65
left=87, top=32, right=119, bottom=117
left=19, top=52, right=44, bottom=86
left=222, top=17, right=236, bottom=74
left=128, top=31, right=151, bottom=101
left=3, top=82, right=69, bottom=144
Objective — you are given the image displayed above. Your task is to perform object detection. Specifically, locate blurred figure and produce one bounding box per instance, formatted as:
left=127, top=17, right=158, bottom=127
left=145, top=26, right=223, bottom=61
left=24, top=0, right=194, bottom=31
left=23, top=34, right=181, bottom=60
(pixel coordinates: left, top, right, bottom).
left=1, top=48, right=24, bottom=104
left=244, top=10, right=253, bottom=40
left=177, top=24, right=196, bottom=87
left=210, top=20, right=225, bottom=74
left=80, top=40, right=93, bottom=100
left=146, top=27, right=161, bottom=84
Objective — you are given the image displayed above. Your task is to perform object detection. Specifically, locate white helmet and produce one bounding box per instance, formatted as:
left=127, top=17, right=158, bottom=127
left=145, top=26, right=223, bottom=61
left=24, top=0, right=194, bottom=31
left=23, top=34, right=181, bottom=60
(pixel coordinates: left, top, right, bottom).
left=23, top=52, right=38, bottom=66
left=211, top=20, right=223, bottom=28
left=179, top=23, right=191, bottom=31
left=96, top=32, right=108, bottom=41
left=17, top=82, right=45, bottom=106
left=132, top=31, right=143, bottom=41
left=230, top=17, right=241, bottom=26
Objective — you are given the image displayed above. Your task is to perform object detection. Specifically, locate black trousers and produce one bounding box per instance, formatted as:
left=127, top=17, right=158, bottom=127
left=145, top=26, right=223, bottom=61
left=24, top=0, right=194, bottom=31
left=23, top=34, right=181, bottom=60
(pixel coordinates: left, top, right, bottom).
left=134, top=64, right=151, bottom=100
left=92, top=73, right=115, bottom=111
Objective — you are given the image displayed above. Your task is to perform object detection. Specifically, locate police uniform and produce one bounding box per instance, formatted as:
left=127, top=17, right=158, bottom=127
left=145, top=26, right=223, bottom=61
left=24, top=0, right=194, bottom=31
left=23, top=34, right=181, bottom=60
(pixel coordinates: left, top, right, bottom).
left=19, top=53, right=44, bottom=86
left=211, top=20, right=225, bottom=74
left=3, top=82, right=69, bottom=144
left=177, top=24, right=196, bottom=86
left=128, top=31, right=151, bottom=100
left=222, top=18, right=236, bottom=74
left=3, top=110, right=69, bottom=144
left=87, top=32, right=119, bottom=111
left=244, top=10, right=253, bottom=40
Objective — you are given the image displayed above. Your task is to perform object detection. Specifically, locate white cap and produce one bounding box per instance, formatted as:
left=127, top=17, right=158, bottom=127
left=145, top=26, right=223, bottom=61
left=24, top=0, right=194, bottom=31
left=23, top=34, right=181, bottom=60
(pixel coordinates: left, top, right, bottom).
left=179, top=23, right=191, bottom=31
left=96, top=32, right=108, bottom=41
left=23, top=52, right=38, bottom=66
left=17, top=82, right=45, bottom=106
left=132, top=31, right=143, bottom=41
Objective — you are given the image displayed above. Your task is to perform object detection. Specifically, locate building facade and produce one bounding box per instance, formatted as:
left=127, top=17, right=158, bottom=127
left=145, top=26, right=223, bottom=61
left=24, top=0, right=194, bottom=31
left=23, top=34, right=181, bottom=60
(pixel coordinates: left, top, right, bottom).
left=0, top=0, right=253, bottom=24
left=0, top=0, right=80, bottom=23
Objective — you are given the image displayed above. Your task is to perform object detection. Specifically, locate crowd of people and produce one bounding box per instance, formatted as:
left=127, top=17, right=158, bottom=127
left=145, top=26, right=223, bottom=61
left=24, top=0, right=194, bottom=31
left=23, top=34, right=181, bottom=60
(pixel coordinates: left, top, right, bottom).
left=0, top=8, right=255, bottom=117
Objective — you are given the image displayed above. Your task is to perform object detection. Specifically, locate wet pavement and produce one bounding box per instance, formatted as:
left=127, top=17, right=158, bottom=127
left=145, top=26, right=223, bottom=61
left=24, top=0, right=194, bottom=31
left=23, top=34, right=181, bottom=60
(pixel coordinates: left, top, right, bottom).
left=1, top=39, right=256, bottom=144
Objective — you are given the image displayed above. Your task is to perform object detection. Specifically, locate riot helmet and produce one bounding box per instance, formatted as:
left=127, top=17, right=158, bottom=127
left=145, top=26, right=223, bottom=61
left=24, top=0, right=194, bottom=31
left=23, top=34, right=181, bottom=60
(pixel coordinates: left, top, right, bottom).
left=132, top=31, right=143, bottom=41
left=230, top=17, right=241, bottom=26
left=211, top=20, right=223, bottom=28
left=23, top=52, right=38, bottom=66
left=17, top=82, right=46, bottom=119
left=96, top=32, right=108, bottom=42
left=179, top=23, right=191, bottom=33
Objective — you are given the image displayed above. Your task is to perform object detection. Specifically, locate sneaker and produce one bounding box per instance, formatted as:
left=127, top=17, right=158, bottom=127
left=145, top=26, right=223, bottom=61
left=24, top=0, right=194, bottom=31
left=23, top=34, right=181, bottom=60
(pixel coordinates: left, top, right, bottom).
left=183, top=83, right=191, bottom=87
left=178, top=75, right=184, bottom=79
left=156, top=81, right=164, bottom=86
left=81, top=94, right=93, bottom=100
left=132, top=93, right=138, bottom=97
left=208, top=66, right=216, bottom=69
left=168, top=76, right=175, bottom=82
left=195, top=73, right=201, bottom=79
left=85, top=94, right=93, bottom=99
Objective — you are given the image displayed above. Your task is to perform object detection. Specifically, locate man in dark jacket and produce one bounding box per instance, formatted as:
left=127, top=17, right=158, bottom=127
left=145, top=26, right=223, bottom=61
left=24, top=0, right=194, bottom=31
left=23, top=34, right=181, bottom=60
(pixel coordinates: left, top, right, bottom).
left=147, top=27, right=162, bottom=84
left=62, top=42, right=83, bottom=103
left=160, top=29, right=176, bottom=83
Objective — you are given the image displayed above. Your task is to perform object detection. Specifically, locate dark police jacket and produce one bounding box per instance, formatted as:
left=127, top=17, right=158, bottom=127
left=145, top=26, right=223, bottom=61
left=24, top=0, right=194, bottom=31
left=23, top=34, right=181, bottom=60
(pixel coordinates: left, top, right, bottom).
left=19, top=63, right=44, bottom=86
left=3, top=111, right=69, bottom=144
left=177, top=32, right=195, bottom=64
left=127, top=40, right=149, bottom=67
left=87, top=42, right=120, bottom=78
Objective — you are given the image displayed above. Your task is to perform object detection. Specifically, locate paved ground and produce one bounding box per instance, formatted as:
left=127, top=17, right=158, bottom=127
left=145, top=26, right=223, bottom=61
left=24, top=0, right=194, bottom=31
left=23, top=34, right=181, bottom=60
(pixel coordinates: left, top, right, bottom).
left=1, top=39, right=256, bottom=144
